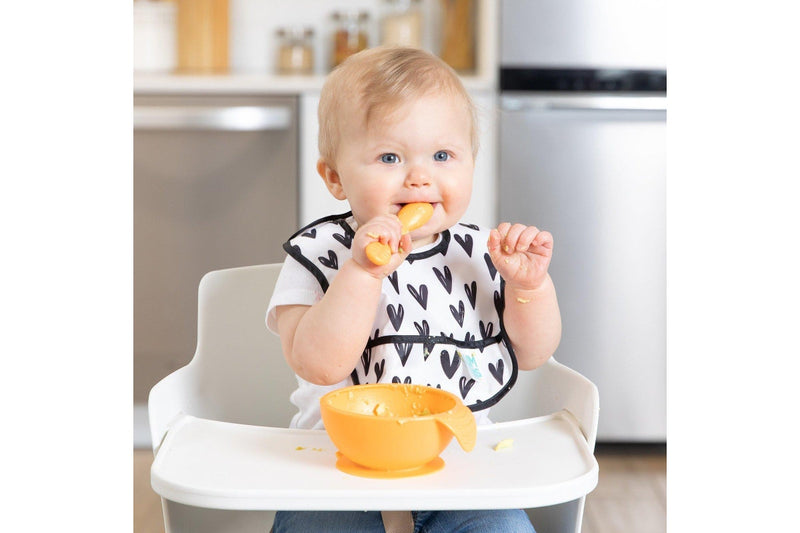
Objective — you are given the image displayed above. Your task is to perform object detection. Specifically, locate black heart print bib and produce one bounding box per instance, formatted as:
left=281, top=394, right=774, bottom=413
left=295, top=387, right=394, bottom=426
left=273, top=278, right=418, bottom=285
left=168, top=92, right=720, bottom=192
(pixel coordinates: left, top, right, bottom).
left=283, top=212, right=518, bottom=412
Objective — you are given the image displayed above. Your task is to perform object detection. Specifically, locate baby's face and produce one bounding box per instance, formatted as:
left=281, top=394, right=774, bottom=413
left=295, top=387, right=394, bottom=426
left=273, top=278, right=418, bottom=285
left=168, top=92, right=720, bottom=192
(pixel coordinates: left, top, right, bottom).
left=334, top=92, right=475, bottom=248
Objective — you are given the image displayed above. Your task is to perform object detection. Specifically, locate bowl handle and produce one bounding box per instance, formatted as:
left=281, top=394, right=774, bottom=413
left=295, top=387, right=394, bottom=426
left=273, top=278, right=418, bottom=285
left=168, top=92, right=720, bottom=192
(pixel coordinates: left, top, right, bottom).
left=434, top=403, right=477, bottom=452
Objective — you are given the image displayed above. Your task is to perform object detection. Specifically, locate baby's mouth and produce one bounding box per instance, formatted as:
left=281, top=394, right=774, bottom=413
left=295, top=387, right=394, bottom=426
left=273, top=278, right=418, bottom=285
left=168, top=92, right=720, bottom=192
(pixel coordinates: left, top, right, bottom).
left=396, top=201, right=438, bottom=212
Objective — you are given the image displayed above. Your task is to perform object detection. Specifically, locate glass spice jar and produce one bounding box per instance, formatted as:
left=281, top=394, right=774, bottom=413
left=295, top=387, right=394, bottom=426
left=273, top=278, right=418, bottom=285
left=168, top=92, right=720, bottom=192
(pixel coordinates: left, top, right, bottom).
left=276, top=26, right=314, bottom=75
left=331, top=10, right=369, bottom=68
left=381, top=0, right=422, bottom=48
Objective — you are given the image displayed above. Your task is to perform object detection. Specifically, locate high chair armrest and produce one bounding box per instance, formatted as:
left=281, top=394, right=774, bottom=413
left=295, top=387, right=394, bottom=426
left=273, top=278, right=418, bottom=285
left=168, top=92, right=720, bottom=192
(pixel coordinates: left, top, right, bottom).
left=148, top=363, right=198, bottom=453
left=490, top=358, right=599, bottom=451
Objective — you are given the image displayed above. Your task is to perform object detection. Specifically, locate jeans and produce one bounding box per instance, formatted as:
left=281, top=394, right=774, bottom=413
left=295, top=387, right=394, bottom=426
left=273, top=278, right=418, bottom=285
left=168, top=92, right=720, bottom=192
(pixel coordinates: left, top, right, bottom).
left=272, top=509, right=536, bottom=532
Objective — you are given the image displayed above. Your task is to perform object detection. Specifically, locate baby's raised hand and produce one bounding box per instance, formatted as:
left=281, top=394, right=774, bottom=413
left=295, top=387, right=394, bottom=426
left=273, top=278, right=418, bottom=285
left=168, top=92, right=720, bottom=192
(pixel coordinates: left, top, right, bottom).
left=487, top=223, right=553, bottom=291
left=352, top=215, right=412, bottom=277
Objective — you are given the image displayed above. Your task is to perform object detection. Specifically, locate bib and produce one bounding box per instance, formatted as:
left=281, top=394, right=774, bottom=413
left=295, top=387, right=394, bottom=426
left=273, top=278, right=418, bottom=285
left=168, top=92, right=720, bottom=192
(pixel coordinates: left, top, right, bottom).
left=284, top=212, right=518, bottom=411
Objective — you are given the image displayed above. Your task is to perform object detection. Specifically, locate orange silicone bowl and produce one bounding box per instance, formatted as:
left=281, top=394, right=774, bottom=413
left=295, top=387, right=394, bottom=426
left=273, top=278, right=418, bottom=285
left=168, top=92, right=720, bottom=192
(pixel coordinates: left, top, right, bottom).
left=320, top=383, right=476, bottom=472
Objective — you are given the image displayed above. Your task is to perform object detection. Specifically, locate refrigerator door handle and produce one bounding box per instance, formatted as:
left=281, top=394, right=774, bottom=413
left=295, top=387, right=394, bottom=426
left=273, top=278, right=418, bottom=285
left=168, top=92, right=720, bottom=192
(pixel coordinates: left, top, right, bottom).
left=134, top=106, right=294, bottom=131
left=501, top=95, right=667, bottom=113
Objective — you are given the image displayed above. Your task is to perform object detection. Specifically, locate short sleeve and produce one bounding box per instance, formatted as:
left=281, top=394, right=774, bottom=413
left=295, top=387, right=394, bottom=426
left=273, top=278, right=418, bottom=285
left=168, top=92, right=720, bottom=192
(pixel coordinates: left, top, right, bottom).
left=266, top=255, right=324, bottom=334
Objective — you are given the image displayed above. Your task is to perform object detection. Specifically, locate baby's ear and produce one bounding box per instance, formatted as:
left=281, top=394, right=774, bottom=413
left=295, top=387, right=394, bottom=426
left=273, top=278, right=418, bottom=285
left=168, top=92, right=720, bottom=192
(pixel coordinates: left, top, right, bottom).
left=317, top=159, right=347, bottom=200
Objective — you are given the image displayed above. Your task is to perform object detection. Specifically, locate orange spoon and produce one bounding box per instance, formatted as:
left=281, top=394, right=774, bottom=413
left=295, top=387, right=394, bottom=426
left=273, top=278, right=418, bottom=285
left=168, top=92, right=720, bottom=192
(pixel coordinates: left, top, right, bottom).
left=365, top=202, right=434, bottom=265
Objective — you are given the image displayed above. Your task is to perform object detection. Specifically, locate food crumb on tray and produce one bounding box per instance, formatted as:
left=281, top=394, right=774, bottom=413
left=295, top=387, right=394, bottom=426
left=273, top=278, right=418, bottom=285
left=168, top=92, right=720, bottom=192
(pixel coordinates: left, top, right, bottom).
left=493, top=439, right=514, bottom=451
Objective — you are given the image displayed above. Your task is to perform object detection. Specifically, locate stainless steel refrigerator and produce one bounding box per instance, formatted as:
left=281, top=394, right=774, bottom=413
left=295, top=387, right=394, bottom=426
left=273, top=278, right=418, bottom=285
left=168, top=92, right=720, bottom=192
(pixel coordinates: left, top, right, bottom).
left=499, top=0, right=666, bottom=441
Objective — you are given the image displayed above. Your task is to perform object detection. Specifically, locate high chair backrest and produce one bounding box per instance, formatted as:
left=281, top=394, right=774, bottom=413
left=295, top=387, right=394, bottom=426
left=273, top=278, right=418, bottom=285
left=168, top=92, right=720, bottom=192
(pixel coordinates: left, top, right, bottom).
left=148, top=264, right=297, bottom=450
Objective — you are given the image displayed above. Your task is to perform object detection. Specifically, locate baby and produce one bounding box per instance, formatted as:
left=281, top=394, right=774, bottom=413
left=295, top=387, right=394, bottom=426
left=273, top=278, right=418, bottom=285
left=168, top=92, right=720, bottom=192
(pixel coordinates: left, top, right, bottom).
left=267, top=46, right=560, bottom=533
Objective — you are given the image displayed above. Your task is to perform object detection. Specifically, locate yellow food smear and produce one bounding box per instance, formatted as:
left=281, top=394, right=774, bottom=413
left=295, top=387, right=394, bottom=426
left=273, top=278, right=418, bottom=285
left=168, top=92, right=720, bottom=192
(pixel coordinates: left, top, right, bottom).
left=295, top=446, right=306, bottom=451
left=373, top=403, right=391, bottom=416
left=494, top=439, right=514, bottom=451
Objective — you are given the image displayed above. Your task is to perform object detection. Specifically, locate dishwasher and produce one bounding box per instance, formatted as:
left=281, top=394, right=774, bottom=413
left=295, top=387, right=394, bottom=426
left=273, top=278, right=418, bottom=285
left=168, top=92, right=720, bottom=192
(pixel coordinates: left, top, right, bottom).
left=134, top=94, right=298, bottom=404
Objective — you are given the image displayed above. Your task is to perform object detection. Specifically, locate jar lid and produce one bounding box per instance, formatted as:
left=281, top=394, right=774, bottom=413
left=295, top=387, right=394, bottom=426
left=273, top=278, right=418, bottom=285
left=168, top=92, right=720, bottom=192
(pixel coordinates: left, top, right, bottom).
left=332, top=10, right=369, bottom=22
left=276, top=26, right=314, bottom=39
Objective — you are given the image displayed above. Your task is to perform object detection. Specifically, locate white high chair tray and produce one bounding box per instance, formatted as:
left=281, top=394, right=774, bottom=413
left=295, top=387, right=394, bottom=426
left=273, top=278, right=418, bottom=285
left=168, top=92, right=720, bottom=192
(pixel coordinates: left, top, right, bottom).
left=151, top=411, right=598, bottom=511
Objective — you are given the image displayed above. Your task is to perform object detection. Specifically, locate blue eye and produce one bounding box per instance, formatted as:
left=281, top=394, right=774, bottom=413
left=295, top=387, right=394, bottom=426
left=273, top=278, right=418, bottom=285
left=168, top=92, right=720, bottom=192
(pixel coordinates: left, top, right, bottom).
left=380, top=153, right=399, bottom=164
left=434, top=151, right=450, bottom=162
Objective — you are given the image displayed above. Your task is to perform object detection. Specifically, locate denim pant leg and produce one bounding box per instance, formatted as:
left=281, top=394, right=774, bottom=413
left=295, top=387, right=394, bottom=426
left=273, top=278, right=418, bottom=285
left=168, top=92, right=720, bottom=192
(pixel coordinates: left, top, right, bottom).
left=414, top=509, right=535, bottom=533
left=273, top=510, right=385, bottom=533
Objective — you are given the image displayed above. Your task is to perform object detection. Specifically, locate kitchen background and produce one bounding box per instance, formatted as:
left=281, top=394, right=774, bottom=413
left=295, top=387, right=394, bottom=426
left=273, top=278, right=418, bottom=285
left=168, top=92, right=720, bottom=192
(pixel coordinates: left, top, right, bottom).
left=8, top=0, right=798, bottom=531
left=133, top=0, right=668, bottom=531
left=134, top=0, right=666, bottom=447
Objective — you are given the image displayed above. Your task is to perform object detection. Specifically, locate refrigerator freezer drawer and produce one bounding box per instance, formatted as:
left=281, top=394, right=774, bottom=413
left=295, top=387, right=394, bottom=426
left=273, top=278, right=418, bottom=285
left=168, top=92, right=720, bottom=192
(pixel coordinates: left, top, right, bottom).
left=499, top=98, right=666, bottom=441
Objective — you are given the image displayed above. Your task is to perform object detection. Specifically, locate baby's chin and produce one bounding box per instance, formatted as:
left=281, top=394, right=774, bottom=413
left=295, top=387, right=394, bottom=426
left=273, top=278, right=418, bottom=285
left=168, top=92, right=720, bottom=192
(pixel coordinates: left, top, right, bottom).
left=408, top=229, right=440, bottom=249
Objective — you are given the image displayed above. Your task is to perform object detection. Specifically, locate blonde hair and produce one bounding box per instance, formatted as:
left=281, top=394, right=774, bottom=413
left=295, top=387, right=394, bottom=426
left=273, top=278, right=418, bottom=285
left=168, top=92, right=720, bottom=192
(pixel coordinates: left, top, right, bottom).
left=318, top=46, right=479, bottom=165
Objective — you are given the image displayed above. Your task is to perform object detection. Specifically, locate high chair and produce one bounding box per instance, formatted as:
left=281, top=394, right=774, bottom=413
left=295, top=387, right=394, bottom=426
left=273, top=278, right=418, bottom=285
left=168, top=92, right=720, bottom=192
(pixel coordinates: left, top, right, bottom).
left=148, top=264, right=599, bottom=533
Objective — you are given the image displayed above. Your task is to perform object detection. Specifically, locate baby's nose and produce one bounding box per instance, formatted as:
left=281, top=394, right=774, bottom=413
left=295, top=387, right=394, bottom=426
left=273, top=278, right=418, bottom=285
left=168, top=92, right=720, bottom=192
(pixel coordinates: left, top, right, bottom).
left=405, top=166, right=431, bottom=188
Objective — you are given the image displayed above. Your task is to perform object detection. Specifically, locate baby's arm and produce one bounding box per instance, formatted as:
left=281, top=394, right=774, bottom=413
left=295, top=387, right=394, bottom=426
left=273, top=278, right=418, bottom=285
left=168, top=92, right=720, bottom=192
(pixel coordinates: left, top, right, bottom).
left=487, top=223, right=562, bottom=370
left=275, top=215, right=412, bottom=385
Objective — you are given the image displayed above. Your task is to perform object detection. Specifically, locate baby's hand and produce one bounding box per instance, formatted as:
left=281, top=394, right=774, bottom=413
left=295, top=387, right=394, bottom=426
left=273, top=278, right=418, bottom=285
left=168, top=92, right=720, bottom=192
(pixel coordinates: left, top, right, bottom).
left=352, top=215, right=412, bottom=277
left=487, top=223, right=553, bottom=291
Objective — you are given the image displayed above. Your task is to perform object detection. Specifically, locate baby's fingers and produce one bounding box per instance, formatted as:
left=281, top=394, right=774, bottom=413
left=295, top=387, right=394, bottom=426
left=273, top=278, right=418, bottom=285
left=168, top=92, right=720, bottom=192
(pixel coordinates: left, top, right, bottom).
left=513, top=225, right=542, bottom=253
left=530, top=230, right=554, bottom=255
left=502, top=223, right=535, bottom=253
left=487, top=228, right=503, bottom=253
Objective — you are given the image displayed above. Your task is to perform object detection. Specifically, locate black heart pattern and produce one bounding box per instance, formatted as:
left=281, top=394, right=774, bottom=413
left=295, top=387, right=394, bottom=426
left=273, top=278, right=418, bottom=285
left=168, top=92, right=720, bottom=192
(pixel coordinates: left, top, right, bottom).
left=489, top=359, right=505, bottom=384
left=459, top=376, right=476, bottom=399
left=392, top=376, right=412, bottom=384
left=301, top=228, right=317, bottom=238
left=318, top=250, right=338, bottom=270
left=361, top=349, right=372, bottom=374
left=494, top=290, right=504, bottom=315
left=414, top=321, right=435, bottom=359
left=394, top=342, right=412, bottom=366
left=440, top=349, right=460, bottom=379
left=449, top=300, right=465, bottom=327
left=407, top=283, right=428, bottom=310
left=479, top=320, right=494, bottom=340
left=454, top=233, right=473, bottom=257
left=484, top=252, right=497, bottom=280
left=388, top=271, right=400, bottom=294
left=374, top=360, right=385, bottom=381
left=387, top=304, right=404, bottom=331
left=465, top=281, right=477, bottom=309
left=433, top=265, right=453, bottom=294
left=332, top=231, right=352, bottom=249
left=479, top=321, right=494, bottom=352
